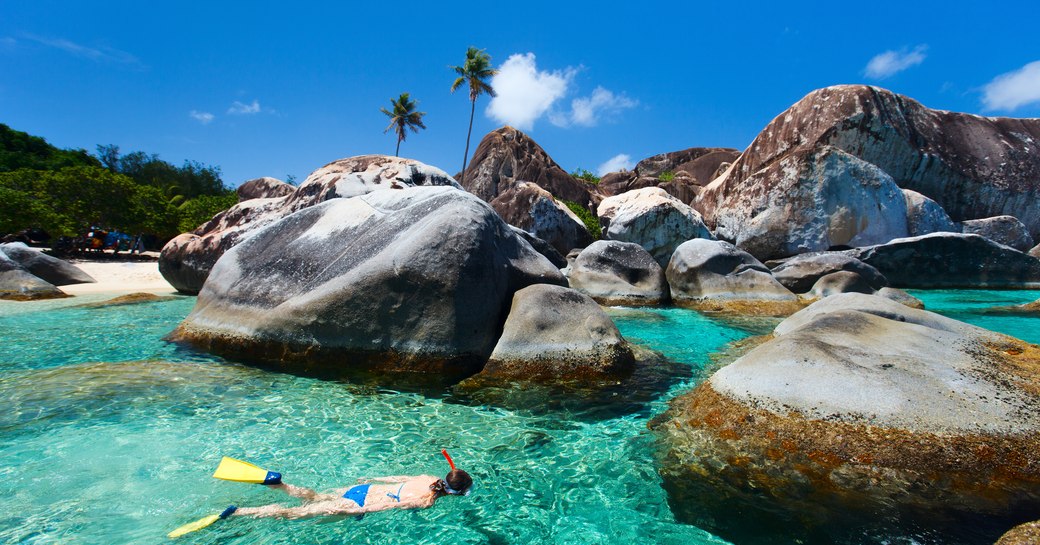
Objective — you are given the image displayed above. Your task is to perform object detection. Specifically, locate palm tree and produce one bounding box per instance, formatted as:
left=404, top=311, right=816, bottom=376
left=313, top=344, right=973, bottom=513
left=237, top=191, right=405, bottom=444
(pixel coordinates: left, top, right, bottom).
left=450, top=47, right=498, bottom=185
left=380, top=93, right=427, bottom=157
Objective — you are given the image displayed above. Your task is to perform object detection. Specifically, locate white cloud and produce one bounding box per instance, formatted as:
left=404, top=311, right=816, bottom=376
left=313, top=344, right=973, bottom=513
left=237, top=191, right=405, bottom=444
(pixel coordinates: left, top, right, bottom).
left=486, top=53, right=575, bottom=130
left=553, top=86, right=638, bottom=128
left=864, top=45, right=927, bottom=79
left=228, top=99, right=261, bottom=115
left=597, top=153, right=633, bottom=176
left=981, top=60, right=1040, bottom=111
left=189, top=110, right=214, bottom=124
left=19, top=33, right=141, bottom=65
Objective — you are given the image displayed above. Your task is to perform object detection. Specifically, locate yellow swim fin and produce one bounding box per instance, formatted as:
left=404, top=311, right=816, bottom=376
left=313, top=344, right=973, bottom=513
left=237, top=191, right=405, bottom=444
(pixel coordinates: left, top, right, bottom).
left=212, top=457, right=282, bottom=485
left=168, top=506, right=237, bottom=538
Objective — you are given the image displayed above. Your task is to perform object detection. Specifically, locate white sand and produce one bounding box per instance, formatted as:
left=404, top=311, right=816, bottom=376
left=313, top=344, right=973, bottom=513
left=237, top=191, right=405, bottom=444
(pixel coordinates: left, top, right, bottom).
left=63, top=260, right=178, bottom=295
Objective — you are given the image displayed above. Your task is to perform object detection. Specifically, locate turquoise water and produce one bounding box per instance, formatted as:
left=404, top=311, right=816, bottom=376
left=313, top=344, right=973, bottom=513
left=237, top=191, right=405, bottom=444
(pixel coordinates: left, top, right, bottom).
left=1, top=290, right=1037, bottom=545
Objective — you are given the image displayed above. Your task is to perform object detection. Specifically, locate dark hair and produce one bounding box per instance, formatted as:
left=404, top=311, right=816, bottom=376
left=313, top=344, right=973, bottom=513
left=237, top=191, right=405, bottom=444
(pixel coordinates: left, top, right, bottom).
left=445, top=469, right=472, bottom=494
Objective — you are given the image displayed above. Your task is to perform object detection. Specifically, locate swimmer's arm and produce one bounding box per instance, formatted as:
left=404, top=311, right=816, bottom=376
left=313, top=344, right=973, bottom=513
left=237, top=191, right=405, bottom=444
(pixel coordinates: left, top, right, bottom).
left=355, top=475, right=413, bottom=484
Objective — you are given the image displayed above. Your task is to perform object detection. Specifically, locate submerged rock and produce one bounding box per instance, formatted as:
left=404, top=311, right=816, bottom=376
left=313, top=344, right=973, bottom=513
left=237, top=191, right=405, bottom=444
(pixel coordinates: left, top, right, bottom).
left=568, top=240, right=668, bottom=306
left=73, top=292, right=178, bottom=309
left=170, top=186, right=565, bottom=380
left=490, top=181, right=591, bottom=255
left=960, top=215, right=1035, bottom=252
left=0, top=243, right=95, bottom=286
left=665, top=239, right=801, bottom=315
left=599, top=187, right=713, bottom=266
left=845, top=232, right=1040, bottom=288
left=481, top=284, right=634, bottom=380
left=654, top=293, right=1040, bottom=544
left=770, top=251, right=887, bottom=294
left=159, top=155, right=459, bottom=294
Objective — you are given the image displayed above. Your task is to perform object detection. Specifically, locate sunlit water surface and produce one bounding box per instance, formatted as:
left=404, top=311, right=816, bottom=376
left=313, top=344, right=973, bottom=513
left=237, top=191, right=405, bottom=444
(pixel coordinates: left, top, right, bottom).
left=0, top=289, right=1037, bottom=545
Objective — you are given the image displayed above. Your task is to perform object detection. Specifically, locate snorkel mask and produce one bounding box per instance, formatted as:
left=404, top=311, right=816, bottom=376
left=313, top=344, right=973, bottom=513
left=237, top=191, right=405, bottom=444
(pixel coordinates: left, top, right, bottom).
left=441, top=449, right=471, bottom=496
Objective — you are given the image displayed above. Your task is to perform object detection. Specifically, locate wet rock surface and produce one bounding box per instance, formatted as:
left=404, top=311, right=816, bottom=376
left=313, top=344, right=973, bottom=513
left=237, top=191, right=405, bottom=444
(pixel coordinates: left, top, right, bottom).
left=568, top=240, right=667, bottom=306
left=169, top=187, right=565, bottom=380
left=654, top=293, right=1040, bottom=544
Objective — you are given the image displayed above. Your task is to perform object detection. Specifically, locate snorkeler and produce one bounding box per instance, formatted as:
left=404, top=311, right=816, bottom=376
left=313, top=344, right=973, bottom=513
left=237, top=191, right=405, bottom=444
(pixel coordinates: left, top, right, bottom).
left=168, top=450, right=472, bottom=538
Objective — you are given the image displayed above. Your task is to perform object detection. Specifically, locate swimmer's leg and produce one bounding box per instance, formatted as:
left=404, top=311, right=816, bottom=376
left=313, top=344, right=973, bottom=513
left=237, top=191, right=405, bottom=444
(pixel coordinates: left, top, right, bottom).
left=233, top=500, right=358, bottom=520
left=265, top=483, right=339, bottom=502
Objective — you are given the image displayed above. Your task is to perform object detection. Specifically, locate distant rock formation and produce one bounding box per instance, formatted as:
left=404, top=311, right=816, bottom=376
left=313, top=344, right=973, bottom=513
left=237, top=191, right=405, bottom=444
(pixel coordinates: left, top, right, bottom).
left=959, top=215, right=1035, bottom=251
left=654, top=293, right=1040, bottom=544
left=845, top=232, right=1040, bottom=288
left=699, top=85, right=1040, bottom=258
left=599, top=147, right=739, bottom=204
left=489, top=181, right=591, bottom=255
left=568, top=240, right=668, bottom=306
left=169, top=186, right=566, bottom=380
left=458, top=126, right=597, bottom=210
left=236, top=177, right=293, bottom=201
left=598, top=187, right=713, bottom=266
left=159, top=155, right=460, bottom=294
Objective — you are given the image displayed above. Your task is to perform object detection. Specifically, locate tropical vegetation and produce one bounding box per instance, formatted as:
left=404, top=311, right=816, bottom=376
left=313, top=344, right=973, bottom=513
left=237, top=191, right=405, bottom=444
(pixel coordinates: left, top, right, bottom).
left=562, top=200, right=601, bottom=240
left=450, top=47, right=498, bottom=184
left=380, top=93, right=427, bottom=157
left=570, top=167, right=601, bottom=185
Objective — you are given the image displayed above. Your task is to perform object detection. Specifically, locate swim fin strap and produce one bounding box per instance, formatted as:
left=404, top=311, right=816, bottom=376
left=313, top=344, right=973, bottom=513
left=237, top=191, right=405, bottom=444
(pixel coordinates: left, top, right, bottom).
left=212, top=457, right=282, bottom=485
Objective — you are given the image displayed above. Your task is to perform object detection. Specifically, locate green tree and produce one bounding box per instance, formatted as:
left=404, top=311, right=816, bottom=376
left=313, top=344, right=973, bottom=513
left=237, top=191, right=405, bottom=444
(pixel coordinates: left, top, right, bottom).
left=380, top=93, right=427, bottom=157
left=0, top=123, right=100, bottom=172
left=176, top=192, right=238, bottom=233
left=450, top=47, right=498, bottom=184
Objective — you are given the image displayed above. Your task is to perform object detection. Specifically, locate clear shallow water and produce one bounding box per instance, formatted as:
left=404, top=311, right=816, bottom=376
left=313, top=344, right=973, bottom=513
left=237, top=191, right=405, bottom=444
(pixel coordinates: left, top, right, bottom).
left=1, top=291, right=1037, bottom=545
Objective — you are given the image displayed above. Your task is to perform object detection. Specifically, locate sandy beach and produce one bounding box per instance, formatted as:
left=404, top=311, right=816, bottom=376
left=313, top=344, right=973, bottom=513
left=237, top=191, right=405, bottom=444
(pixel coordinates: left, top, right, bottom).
left=63, top=258, right=178, bottom=295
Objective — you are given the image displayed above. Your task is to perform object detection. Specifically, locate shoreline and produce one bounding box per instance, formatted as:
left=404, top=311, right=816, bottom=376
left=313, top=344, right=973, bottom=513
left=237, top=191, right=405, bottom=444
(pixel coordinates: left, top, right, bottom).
left=63, top=259, right=178, bottom=295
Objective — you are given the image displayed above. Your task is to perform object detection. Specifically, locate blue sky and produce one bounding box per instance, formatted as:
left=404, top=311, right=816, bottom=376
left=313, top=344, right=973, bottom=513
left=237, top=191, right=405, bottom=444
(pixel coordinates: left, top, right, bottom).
left=2, top=1, right=1039, bottom=186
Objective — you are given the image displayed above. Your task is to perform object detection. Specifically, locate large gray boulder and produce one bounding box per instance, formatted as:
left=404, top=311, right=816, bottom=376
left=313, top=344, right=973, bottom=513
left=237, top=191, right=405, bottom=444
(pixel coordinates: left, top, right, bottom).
left=236, top=177, right=293, bottom=201
left=903, top=189, right=958, bottom=236
left=809, top=270, right=876, bottom=297
left=654, top=293, right=1040, bottom=543
left=0, top=250, right=66, bottom=300
left=0, top=243, right=95, bottom=286
left=960, top=215, right=1035, bottom=251
left=665, top=239, right=799, bottom=314
left=599, top=187, right=713, bottom=266
left=700, top=144, right=910, bottom=260
left=159, top=155, right=460, bottom=294
left=770, top=251, right=887, bottom=294
left=698, top=85, right=1040, bottom=244
left=568, top=240, right=667, bottom=306
left=845, top=232, right=1040, bottom=288
left=169, top=186, right=565, bottom=379
left=480, top=284, right=635, bottom=380
left=489, top=181, right=591, bottom=255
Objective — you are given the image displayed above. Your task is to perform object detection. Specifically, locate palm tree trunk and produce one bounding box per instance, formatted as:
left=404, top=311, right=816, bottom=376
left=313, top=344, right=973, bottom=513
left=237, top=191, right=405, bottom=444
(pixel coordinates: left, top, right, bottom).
left=395, top=138, right=401, bottom=157
left=460, top=98, right=476, bottom=185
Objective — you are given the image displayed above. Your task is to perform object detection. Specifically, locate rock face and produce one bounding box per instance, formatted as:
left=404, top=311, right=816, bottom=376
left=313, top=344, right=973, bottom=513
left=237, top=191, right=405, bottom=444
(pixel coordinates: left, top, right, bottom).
left=599, top=147, right=740, bottom=204
left=159, top=155, right=460, bottom=294
left=846, top=232, right=1040, bottom=288
left=698, top=85, right=1040, bottom=247
left=997, top=520, right=1040, bottom=545
left=568, top=240, right=668, bottom=306
left=458, top=126, right=596, bottom=210
left=481, top=284, right=635, bottom=380
left=509, top=226, right=567, bottom=268
left=1031, top=243, right=1040, bottom=259
left=770, top=252, right=887, bottom=294
left=0, top=249, right=66, bottom=300
left=903, top=189, right=958, bottom=237
left=598, top=187, right=713, bottom=266
left=700, top=144, right=910, bottom=260
left=960, top=215, right=1035, bottom=251
left=489, top=181, right=592, bottom=255
left=169, top=186, right=566, bottom=378
left=654, top=293, right=1040, bottom=544
left=0, top=243, right=95, bottom=286
left=236, top=177, right=293, bottom=201
left=665, top=239, right=798, bottom=313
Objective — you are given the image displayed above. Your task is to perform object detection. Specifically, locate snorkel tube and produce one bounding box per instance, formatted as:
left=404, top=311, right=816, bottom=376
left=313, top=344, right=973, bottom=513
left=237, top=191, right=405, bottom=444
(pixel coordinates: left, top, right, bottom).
left=441, top=449, right=457, bottom=472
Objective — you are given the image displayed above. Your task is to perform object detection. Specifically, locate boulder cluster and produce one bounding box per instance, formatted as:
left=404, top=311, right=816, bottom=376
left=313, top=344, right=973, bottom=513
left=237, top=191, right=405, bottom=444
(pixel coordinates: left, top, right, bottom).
left=0, top=242, right=94, bottom=300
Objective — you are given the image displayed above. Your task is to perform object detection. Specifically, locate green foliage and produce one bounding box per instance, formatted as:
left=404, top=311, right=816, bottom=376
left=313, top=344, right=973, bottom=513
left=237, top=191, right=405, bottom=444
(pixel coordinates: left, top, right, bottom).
left=570, top=167, right=600, bottom=185
left=96, top=145, right=226, bottom=198
left=658, top=170, right=675, bottom=182
left=380, top=92, right=427, bottom=156
left=562, top=200, right=601, bottom=240
left=176, top=192, right=238, bottom=233
left=0, top=123, right=100, bottom=172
